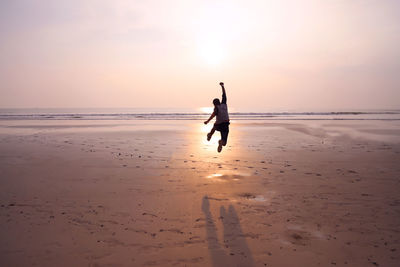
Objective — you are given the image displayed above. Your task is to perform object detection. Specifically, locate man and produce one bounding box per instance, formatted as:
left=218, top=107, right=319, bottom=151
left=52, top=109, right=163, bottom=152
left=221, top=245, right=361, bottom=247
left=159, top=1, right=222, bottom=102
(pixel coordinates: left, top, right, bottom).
left=204, top=82, right=230, bottom=153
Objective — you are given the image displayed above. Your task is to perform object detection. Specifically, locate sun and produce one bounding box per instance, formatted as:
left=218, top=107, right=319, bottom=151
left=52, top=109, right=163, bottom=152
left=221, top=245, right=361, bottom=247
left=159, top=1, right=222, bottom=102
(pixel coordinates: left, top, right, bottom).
left=191, top=3, right=244, bottom=67
left=198, top=40, right=225, bottom=66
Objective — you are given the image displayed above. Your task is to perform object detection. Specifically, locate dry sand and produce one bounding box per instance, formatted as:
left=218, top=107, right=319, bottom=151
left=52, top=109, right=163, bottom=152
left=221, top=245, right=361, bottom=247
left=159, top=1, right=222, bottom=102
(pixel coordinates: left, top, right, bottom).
left=0, top=119, right=400, bottom=267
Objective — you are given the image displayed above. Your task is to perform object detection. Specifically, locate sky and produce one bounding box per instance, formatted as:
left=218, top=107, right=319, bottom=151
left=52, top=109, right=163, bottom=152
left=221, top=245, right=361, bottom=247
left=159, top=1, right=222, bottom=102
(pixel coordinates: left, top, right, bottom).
left=0, top=0, right=399, bottom=111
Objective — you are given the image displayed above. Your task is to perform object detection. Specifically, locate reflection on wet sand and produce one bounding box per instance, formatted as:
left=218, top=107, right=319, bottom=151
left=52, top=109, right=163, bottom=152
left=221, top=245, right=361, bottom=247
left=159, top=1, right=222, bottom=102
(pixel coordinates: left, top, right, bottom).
left=202, top=196, right=254, bottom=267
left=196, top=122, right=240, bottom=155
left=205, top=172, right=250, bottom=182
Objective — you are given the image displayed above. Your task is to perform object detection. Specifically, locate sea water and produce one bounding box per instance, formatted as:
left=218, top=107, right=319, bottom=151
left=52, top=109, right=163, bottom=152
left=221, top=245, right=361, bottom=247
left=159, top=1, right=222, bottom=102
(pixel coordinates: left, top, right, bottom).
left=0, top=108, right=399, bottom=121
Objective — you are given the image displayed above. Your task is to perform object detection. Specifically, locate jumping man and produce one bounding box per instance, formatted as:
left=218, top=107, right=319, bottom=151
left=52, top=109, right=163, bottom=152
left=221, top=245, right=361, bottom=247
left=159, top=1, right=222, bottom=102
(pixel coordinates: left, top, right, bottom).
left=204, top=82, right=230, bottom=153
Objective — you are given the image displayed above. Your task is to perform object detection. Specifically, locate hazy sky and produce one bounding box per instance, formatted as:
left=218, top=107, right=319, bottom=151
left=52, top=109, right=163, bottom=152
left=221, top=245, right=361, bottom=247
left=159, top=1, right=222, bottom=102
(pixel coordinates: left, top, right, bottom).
left=1, top=0, right=399, bottom=110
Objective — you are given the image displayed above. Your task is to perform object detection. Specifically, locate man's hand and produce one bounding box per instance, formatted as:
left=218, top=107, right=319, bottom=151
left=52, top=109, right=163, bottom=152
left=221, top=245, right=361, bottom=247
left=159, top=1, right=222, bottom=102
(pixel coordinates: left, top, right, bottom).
left=204, top=120, right=208, bottom=125
left=219, top=82, right=224, bottom=86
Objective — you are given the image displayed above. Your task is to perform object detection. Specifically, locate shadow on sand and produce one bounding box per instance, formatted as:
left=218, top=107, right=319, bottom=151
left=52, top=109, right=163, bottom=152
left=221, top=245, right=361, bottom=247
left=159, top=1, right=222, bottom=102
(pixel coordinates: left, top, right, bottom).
left=202, top=195, right=254, bottom=267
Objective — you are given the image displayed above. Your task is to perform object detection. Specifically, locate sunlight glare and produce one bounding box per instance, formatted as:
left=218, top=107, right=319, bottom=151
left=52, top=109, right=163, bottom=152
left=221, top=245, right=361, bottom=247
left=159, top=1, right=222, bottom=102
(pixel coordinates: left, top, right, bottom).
left=192, top=2, right=247, bottom=67
left=201, top=123, right=211, bottom=133
left=200, top=107, right=214, bottom=114
left=199, top=40, right=225, bottom=66
left=206, top=173, right=223, bottom=179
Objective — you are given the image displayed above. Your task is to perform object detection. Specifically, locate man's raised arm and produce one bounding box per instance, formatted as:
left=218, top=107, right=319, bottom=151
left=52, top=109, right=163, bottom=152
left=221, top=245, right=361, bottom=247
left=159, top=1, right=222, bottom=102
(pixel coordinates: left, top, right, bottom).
left=220, top=82, right=227, bottom=104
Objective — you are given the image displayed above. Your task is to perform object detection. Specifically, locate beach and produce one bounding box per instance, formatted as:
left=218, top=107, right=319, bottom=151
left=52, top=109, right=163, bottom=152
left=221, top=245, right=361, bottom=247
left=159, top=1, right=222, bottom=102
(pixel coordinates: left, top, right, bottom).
left=1, top=119, right=400, bottom=266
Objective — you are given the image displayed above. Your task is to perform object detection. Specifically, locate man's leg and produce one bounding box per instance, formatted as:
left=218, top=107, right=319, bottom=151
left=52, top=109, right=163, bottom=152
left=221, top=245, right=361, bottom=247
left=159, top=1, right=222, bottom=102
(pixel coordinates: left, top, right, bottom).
left=217, top=131, right=225, bottom=153
left=217, top=139, right=223, bottom=153
left=217, top=125, right=229, bottom=153
left=207, top=126, right=216, bottom=141
left=220, top=124, right=229, bottom=146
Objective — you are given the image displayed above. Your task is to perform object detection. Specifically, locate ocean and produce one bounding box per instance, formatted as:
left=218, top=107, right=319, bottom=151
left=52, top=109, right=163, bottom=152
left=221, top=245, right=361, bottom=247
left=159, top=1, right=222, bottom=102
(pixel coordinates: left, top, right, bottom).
left=0, top=108, right=399, bottom=121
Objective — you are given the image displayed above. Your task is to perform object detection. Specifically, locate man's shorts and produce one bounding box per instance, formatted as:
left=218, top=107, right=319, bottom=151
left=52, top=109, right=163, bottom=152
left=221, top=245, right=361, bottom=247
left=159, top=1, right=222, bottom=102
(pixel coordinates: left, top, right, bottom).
left=214, top=122, right=230, bottom=143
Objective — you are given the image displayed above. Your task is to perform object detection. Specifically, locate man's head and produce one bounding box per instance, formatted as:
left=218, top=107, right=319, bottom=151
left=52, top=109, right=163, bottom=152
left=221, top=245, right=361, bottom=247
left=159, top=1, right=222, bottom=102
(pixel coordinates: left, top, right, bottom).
left=213, top=98, right=220, bottom=106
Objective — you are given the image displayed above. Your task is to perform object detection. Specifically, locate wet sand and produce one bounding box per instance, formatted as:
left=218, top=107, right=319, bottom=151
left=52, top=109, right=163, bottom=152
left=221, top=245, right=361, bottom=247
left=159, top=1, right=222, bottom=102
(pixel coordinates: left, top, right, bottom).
left=1, top=119, right=400, bottom=266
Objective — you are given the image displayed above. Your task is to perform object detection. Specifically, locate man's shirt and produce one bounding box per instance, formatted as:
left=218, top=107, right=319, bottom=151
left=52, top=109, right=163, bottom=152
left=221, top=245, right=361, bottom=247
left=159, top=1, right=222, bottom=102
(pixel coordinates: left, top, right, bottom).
left=214, top=91, right=229, bottom=124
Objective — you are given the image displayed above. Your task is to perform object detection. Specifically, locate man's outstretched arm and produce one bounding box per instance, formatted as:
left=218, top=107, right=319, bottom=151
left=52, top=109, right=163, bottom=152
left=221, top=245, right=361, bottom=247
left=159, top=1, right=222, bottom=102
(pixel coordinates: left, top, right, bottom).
left=220, top=82, right=227, bottom=104
left=204, top=111, right=216, bottom=125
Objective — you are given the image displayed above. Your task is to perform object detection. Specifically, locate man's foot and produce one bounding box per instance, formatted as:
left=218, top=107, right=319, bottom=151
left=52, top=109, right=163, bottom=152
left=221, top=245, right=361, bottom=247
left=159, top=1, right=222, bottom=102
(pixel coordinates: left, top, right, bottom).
left=217, top=140, right=223, bottom=153
left=207, top=133, right=212, bottom=141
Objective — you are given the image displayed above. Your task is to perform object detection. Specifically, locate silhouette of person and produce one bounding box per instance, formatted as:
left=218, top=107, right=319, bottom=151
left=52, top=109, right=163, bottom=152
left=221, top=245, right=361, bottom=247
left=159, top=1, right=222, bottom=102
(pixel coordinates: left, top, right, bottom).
left=204, top=82, right=230, bottom=152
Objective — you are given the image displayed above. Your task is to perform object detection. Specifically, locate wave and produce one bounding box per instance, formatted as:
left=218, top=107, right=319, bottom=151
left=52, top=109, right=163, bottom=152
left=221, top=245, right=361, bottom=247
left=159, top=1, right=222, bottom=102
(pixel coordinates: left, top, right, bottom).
left=0, top=110, right=399, bottom=120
